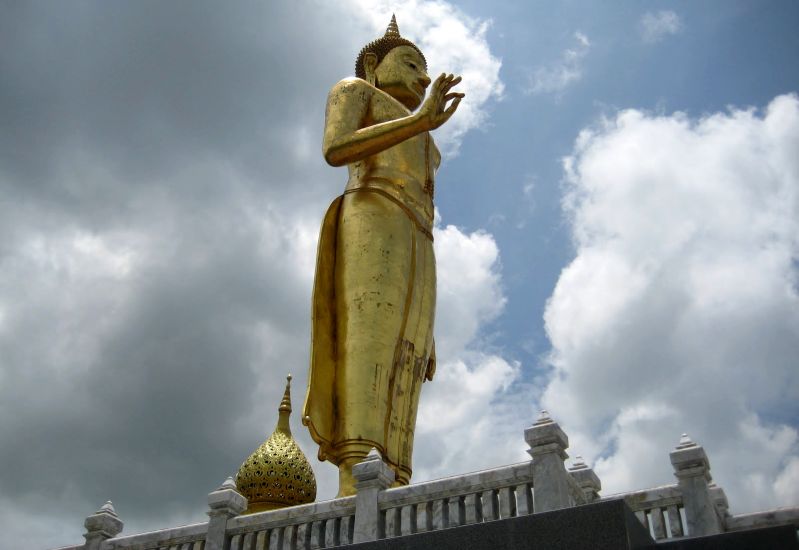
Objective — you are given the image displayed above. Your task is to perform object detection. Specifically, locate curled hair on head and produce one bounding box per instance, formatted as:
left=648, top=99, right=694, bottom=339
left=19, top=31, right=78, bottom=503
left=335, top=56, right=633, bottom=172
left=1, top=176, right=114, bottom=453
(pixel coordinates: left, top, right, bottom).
left=354, top=15, right=427, bottom=80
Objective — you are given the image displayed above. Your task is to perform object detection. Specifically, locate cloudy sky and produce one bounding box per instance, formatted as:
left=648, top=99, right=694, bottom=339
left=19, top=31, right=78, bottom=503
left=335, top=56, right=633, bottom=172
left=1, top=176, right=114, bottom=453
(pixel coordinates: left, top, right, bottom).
left=1, top=1, right=798, bottom=547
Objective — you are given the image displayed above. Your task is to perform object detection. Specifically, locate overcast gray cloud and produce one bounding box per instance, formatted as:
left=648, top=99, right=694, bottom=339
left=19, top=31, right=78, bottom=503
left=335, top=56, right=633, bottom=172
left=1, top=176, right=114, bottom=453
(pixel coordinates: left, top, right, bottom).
left=0, top=2, right=505, bottom=547
left=543, top=94, right=799, bottom=513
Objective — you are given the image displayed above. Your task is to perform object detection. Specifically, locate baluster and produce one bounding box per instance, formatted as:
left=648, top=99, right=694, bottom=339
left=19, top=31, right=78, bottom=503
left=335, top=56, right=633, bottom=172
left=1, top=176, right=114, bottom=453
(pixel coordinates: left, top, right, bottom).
left=482, top=490, right=498, bottom=521
left=240, top=532, right=255, bottom=550
left=339, top=516, right=353, bottom=545
left=282, top=525, right=296, bottom=550
left=634, top=510, right=647, bottom=528
left=431, top=499, right=447, bottom=530
left=296, top=523, right=310, bottom=549
left=308, top=521, right=324, bottom=549
left=229, top=534, right=242, bottom=550
left=268, top=527, right=283, bottom=550
left=324, top=518, right=338, bottom=548
left=400, top=504, right=416, bottom=535
left=666, top=505, right=684, bottom=538
left=415, top=501, right=432, bottom=532
left=464, top=493, right=482, bottom=524
left=516, top=484, right=533, bottom=515
left=385, top=507, right=401, bottom=538
left=255, top=530, right=268, bottom=550
left=498, top=487, right=517, bottom=518
left=650, top=508, right=667, bottom=540
left=447, top=496, right=464, bottom=527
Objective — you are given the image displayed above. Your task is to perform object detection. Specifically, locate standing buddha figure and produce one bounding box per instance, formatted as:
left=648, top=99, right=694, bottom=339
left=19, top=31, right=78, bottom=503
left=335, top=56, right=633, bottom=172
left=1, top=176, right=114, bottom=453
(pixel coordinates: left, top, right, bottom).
left=303, top=15, right=464, bottom=497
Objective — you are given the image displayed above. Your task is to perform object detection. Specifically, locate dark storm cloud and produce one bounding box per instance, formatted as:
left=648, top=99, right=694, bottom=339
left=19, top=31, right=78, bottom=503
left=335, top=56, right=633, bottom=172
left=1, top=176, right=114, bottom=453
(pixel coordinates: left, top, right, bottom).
left=0, top=1, right=374, bottom=546
left=0, top=2, right=336, bottom=183
left=0, top=1, right=360, bottom=219
left=1, top=1, right=507, bottom=546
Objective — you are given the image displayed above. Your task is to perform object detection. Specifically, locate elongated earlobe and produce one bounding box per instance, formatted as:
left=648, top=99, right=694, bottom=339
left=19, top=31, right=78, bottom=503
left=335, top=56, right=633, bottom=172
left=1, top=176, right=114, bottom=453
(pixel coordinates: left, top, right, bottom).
left=364, top=52, right=378, bottom=86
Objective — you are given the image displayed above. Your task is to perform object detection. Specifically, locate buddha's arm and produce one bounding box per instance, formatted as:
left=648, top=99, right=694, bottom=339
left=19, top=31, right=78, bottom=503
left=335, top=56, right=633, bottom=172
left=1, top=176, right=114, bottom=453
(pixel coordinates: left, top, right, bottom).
left=323, top=75, right=463, bottom=167
left=322, top=79, right=427, bottom=167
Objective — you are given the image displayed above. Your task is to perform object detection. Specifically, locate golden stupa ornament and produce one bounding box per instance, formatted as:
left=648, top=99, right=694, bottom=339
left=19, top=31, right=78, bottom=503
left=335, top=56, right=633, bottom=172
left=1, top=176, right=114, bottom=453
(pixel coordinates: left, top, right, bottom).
left=236, top=375, right=317, bottom=513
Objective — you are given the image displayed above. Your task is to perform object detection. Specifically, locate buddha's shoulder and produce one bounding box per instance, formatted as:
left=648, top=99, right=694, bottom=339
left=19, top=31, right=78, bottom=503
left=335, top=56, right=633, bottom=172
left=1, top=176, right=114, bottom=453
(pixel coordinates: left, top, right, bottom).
left=328, top=77, right=374, bottom=99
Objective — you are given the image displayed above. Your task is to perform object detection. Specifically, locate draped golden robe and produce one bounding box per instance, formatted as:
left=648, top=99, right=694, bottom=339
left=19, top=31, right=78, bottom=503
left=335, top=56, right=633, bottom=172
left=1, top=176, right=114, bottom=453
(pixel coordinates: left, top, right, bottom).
left=303, top=119, right=439, bottom=486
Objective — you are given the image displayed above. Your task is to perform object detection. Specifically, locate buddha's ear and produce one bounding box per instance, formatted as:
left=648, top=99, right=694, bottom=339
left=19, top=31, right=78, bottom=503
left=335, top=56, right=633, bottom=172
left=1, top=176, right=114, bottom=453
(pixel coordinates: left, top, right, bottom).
left=363, top=52, right=378, bottom=86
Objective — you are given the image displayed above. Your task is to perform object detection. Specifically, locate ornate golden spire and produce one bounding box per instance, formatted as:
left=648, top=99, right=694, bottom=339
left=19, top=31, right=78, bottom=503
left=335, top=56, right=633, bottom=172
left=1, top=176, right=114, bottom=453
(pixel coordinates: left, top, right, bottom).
left=235, top=374, right=317, bottom=513
left=385, top=14, right=400, bottom=37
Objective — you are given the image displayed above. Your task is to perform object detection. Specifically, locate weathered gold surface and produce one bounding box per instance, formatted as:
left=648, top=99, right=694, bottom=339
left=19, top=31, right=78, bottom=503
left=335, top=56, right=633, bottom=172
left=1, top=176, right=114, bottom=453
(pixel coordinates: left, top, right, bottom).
left=303, top=16, right=464, bottom=497
left=237, top=375, right=317, bottom=513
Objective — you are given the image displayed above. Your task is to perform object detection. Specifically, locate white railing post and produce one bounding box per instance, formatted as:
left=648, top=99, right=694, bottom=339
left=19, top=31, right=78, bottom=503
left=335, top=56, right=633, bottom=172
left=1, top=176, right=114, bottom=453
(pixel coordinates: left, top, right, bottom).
left=568, top=455, right=602, bottom=503
left=670, top=434, right=724, bottom=536
left=353, top=447, right=395, bottom=543
left=83, top=501, right=123, bottom=550
left=525, top=410, right=574, bottom=512
left=205, top=477, right=247, bottom=550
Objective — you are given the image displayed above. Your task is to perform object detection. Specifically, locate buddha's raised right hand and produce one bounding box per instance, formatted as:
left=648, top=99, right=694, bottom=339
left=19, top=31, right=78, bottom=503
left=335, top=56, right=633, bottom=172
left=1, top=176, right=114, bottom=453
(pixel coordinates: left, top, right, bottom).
left=416, top=73, right=465, bottom=131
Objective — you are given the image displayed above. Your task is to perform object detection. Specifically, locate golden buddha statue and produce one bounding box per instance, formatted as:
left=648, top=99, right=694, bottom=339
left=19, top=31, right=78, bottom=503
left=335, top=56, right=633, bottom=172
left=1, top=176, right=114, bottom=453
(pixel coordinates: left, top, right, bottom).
left=303, top=15, right=464, bottom=497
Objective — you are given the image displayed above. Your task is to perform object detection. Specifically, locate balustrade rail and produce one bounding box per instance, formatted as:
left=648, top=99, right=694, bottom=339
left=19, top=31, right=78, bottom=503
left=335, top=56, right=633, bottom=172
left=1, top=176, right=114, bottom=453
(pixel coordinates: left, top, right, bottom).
left=224, top=495, right=356, bottom=550
left=608, top=484, right=687, bottom=541
left=103, top=521, right=208, bottom=550
left=53, top=416, right=799, bottom=550
left=378, top=461, right=534, bottom=537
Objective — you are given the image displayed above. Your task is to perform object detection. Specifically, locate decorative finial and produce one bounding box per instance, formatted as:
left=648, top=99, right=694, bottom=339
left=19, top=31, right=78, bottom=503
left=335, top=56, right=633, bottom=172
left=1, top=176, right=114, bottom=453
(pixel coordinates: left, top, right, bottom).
left=535, top=409, right=553, bottom=425
left=97, top=501, right=117, bottom=516
left=218, top=476, right=237, bottom=491
left=385, top=14, right=400, bottom=37
left=365, top=447, right=383, bottom=461
left=677, top=433, right=695, bottom=448
left=279, top=374, right=292, bottom=414
left=573, top=455, right=586, bottom=467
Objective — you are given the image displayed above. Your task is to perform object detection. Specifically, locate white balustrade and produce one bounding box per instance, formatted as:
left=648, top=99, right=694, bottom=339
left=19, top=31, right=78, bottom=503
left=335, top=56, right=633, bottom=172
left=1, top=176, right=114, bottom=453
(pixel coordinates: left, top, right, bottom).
left=52, top=417, right=799, bottom=550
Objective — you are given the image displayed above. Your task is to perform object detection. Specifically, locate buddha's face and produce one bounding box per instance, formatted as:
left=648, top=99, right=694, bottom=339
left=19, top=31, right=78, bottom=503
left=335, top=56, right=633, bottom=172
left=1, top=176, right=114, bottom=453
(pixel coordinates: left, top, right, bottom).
left=373, top=45, right=431, bottom=110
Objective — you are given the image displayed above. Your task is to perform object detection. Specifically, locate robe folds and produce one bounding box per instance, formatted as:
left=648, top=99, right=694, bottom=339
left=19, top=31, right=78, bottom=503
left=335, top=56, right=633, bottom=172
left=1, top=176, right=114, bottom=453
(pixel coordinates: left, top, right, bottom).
left=303, top=179, right=436, bottom=484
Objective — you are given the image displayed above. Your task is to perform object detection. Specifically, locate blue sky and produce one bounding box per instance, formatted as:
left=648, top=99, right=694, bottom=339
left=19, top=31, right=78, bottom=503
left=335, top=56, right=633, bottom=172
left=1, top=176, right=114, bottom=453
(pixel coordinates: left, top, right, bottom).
left=0, top=2, right=797, bottom=548
left=439, top=0, right=799, bottom=361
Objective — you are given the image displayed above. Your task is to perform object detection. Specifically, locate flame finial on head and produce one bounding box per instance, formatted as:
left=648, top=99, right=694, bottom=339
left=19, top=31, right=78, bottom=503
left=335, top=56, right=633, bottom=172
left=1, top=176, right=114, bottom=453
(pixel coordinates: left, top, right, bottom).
left=386, top=14, right=400, bottom=37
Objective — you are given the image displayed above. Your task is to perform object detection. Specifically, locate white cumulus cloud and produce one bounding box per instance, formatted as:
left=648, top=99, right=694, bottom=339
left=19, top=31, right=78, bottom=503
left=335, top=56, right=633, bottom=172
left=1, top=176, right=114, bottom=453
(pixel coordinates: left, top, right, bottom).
left=543, top=94, right=799, bottom=514
left=525, top=32, right=591, bottom=96
left=639, top=10, right=683, bottom=43
left=412, top=220, right=532, bottom=481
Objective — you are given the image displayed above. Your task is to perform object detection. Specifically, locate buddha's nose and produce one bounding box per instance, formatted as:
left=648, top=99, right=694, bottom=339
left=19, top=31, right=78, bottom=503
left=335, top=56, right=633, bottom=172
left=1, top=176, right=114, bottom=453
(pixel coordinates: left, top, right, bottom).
left=419, top=73, right=431, bottom=89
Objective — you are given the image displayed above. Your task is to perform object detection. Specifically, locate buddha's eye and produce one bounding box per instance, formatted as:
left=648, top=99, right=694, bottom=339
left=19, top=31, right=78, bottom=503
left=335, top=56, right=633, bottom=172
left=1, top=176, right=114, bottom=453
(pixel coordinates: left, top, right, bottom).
left=408, top=62, right=417, bottom=70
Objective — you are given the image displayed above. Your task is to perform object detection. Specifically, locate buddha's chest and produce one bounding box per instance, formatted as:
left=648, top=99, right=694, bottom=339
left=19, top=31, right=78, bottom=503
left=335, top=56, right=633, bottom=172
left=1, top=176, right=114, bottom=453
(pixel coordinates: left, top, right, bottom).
left=366, top=92, right=413, bottom=124
left=367, top=94, right=440, bottom=163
